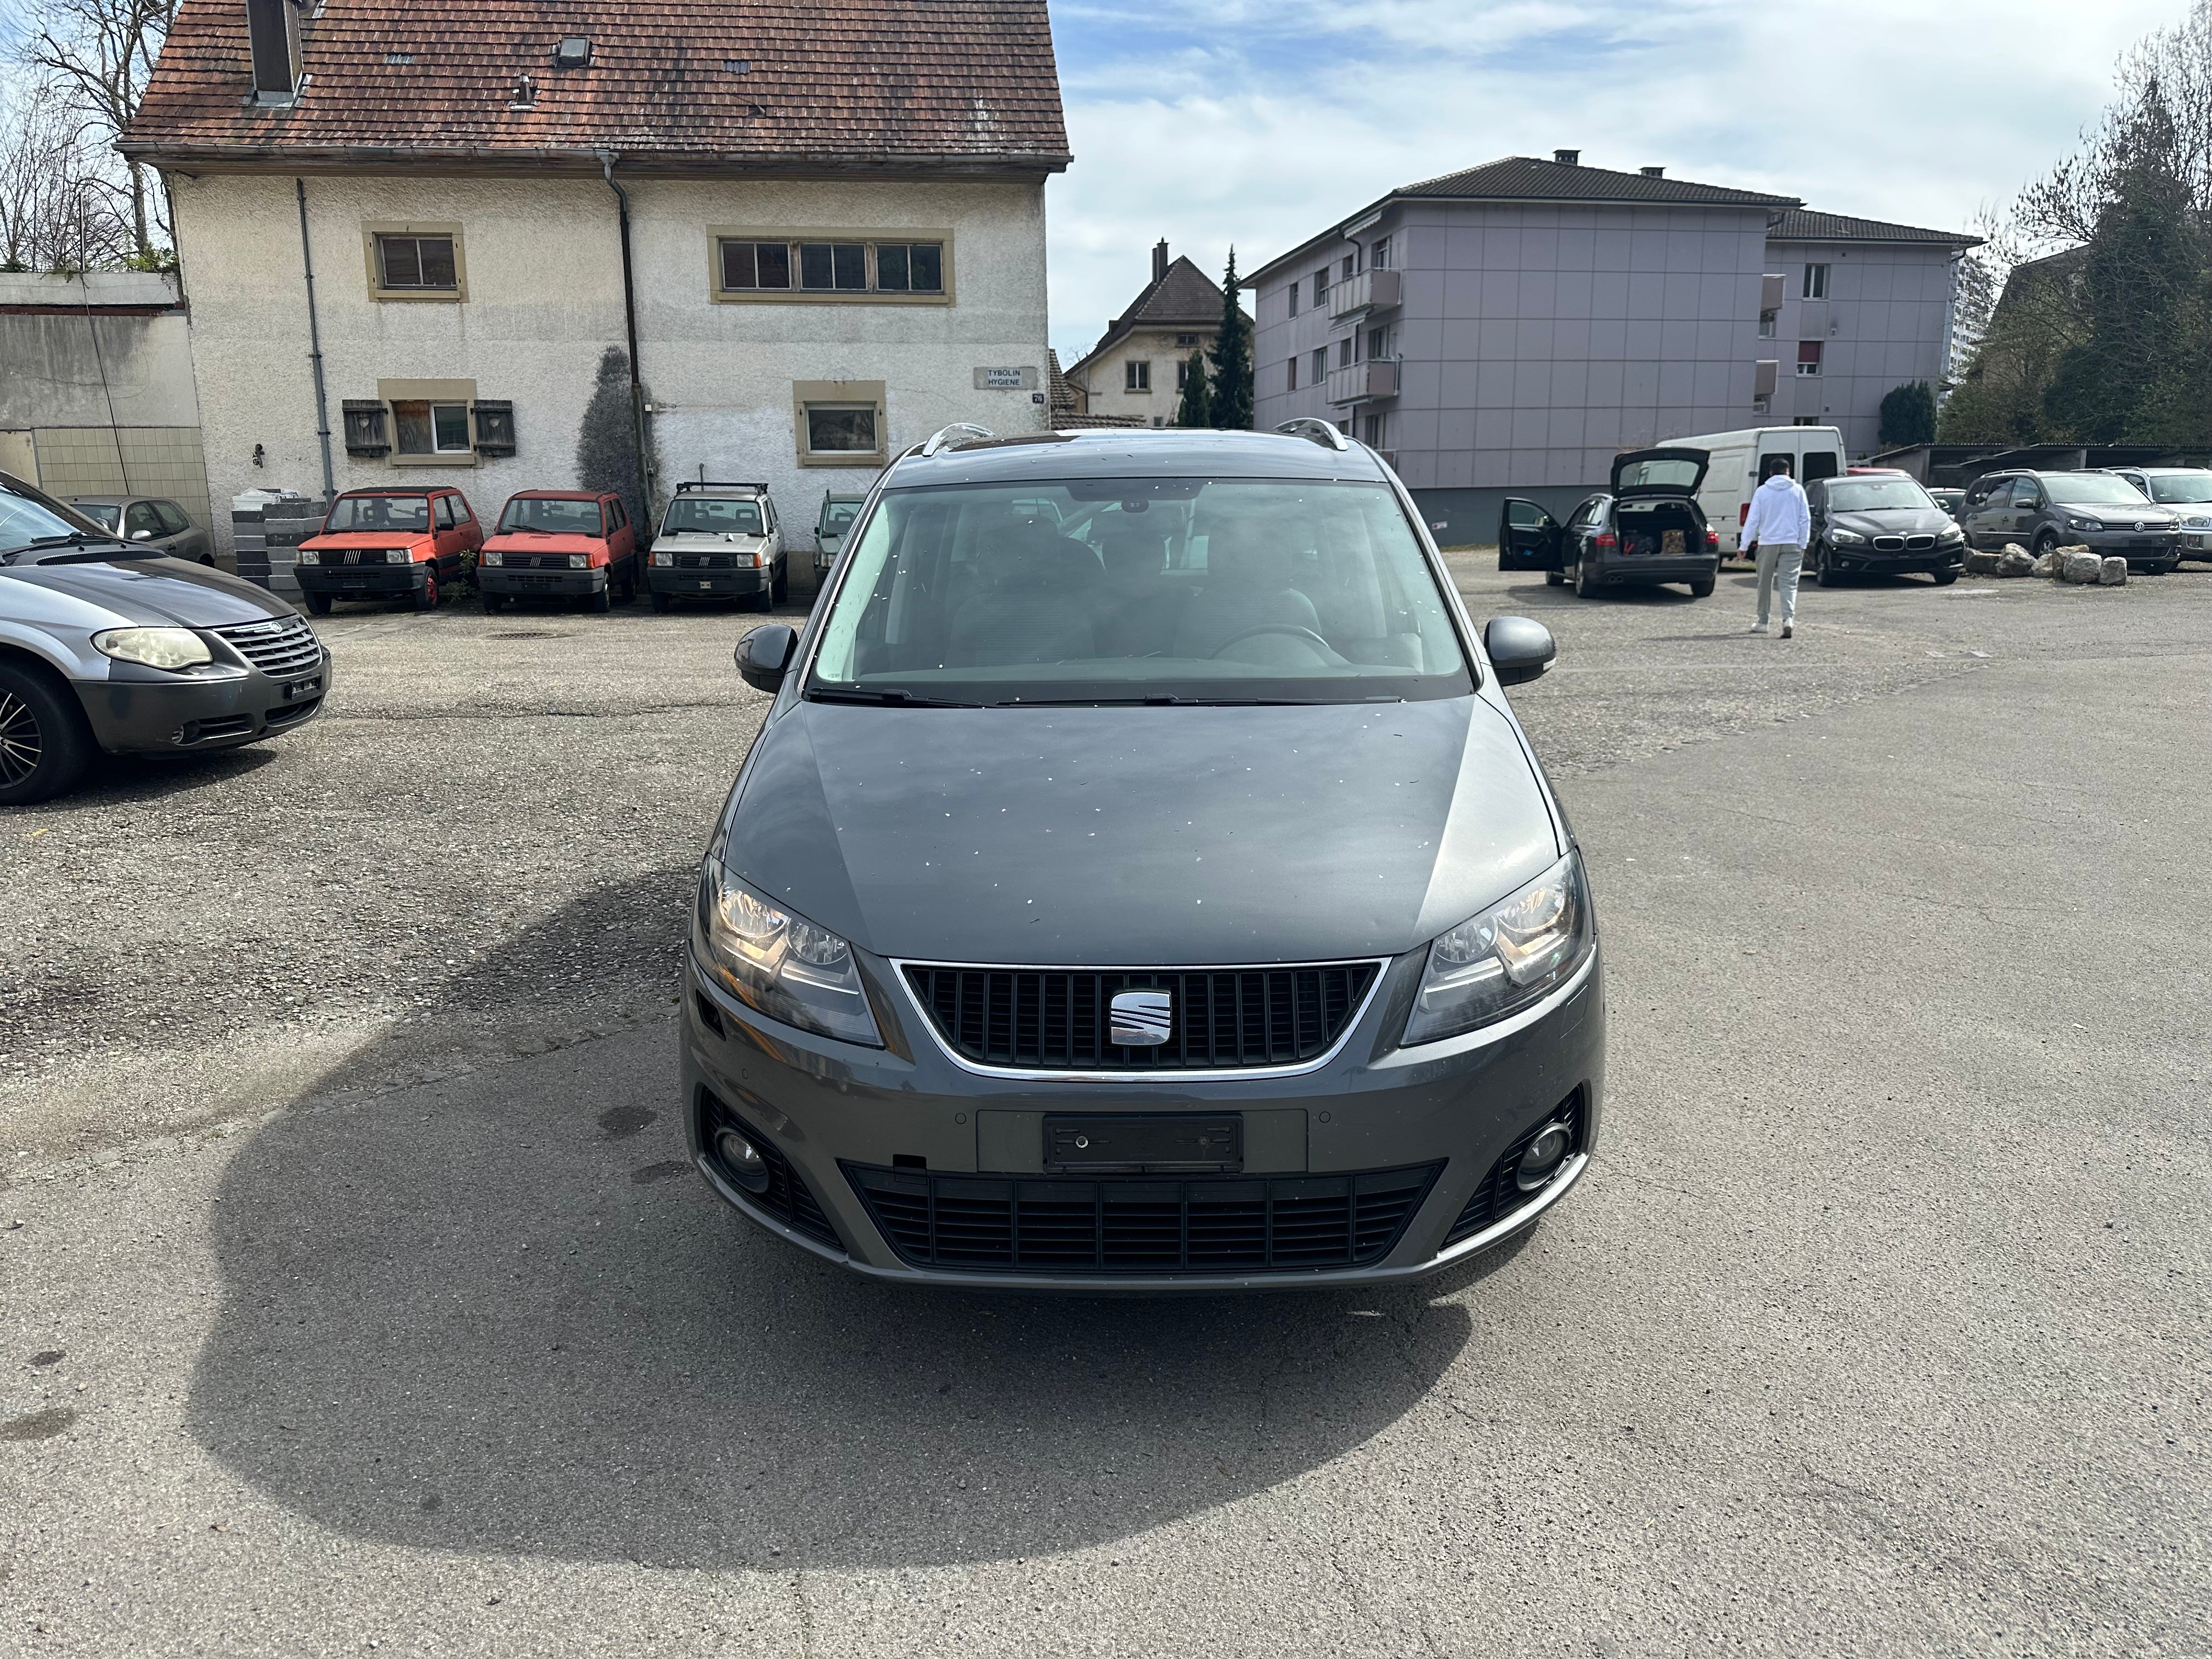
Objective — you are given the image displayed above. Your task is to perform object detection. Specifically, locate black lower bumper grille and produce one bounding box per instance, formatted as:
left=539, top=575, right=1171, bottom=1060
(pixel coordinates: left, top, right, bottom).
left=696, top=1091, right=840, bottom=1250
left=1444, top=1089, right=1587, bottom=1247
left=902, top=961, right=1380, bottom=1072
left=845, top=1161, right=1441, bottom=1275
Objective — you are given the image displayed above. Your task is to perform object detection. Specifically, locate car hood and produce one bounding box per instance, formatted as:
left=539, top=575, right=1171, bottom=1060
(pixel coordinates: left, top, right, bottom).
left=483, top=532, right=603, bottom=555
left=2051, top=503, right=2177, bottom=526
left=721, top=697, right=1562, bottom=965
left=2, top=556, right=297, bottom=627
left=1827, top=507, right=1957, bottom=537
left=656, top=530, right=771, bottom=549
left=303, top=530, right=431, bottom=550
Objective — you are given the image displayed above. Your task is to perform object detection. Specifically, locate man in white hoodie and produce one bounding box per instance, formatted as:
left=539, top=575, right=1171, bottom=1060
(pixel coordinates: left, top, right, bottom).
left=1741, top=455, right=1811, bottom=639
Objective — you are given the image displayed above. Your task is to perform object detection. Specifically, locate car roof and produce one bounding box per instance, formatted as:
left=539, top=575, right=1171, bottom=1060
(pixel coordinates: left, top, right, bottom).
left=885, top=427, right=1393, bottom=489
left=337, top=487, right=441, bottom=497
left=507, top=489, right=603, bottom=500
left=2115, top=465, right=2210, bottom=475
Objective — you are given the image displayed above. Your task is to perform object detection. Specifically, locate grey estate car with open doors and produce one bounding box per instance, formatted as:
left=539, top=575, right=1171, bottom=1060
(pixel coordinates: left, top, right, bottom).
left=684, top=420, right=1604, bottom=1290
left=2, top=471, right=329, bottom=805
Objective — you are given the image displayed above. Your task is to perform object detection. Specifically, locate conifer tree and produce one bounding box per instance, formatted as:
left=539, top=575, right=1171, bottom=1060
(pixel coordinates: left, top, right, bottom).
left=1207, top=249, right=1254, bottom=430
left=1175, top=349, right=1211, bottom=427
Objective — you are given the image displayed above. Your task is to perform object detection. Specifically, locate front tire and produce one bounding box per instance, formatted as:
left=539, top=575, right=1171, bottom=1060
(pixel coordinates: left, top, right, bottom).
left=304, top=591, right=334, bottom=616
left=772, top=560, right=789, bottom=606
left=1930, top=569, right=1959, bottom=586
left=481, top=590, right=503, bottom=613
left=585, top=584, right=613, bottom=614
left=0, top=662, right=94, bottom=807
left=413, top=568, right=439, bottom=612
left=2033, top=529, right=2059, bottom=559
left=651, top=591, right=673, bottom=614
left=1814, top=543, right=1844, bottom=586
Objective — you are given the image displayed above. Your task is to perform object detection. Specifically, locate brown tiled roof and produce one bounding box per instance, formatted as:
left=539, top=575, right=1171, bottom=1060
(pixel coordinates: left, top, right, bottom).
left=1398, top=156, right=1799, bottom=208
left=121, top=0, right=1070, bottom=174
left=1066, top=254, right=1244, bottom=382
left=1769, top=208, right=1980, bottom=247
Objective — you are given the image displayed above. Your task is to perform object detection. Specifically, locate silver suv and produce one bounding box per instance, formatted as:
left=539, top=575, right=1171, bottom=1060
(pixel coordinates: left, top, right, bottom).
left=645, top=481, right=785, bottom=612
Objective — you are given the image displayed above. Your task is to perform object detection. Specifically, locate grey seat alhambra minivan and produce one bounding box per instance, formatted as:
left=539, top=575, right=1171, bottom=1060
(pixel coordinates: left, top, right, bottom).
left=685, top=422, right=1604, bottom=1290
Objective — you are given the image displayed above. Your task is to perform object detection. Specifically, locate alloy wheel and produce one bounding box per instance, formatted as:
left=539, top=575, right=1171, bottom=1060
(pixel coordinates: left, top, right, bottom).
left=0, top=690, right=43, bottom=787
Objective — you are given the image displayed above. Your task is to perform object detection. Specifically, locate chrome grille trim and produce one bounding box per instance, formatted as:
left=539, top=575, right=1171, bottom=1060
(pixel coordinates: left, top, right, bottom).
left=213, top=616, right=323, bottom=677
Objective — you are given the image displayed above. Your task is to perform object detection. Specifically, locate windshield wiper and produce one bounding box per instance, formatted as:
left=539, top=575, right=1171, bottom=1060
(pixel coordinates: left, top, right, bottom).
left=806, top=686, right=982, bottom=708
left=990, top=694, right=1321, bottom=707
left=27, top=532, right=128, bottom=551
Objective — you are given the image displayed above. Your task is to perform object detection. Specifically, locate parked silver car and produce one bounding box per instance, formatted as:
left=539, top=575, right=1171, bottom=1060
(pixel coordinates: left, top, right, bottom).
left=67, top=495, right=215, bottom=565
left=2102, top=466, right=2212, bottom=557
left=2, top=471, right=328, bottom=805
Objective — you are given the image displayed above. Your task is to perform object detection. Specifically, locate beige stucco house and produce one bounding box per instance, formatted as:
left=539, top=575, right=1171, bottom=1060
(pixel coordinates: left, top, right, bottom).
left=1063, top=243, right=1240, bottom=427
left=121, top=0, right=1070, bottom=566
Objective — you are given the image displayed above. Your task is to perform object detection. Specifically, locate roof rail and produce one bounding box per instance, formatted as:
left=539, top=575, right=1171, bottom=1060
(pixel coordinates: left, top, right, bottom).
left=920, top=422, right=996, bottom=458
left=1275, top=417, right=1350, bottom=452
left=674, top=479, right=770, bottom=493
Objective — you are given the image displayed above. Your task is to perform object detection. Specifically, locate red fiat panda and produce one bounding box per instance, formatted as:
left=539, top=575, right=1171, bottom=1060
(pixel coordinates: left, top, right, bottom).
left=295, top=487, right=482, bottom=615
left=477, top=490, right=641, bottom=612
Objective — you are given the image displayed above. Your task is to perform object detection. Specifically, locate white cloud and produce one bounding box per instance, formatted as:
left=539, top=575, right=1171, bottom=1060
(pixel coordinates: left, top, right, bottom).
left=1045, top=0, right=2185, bottom=361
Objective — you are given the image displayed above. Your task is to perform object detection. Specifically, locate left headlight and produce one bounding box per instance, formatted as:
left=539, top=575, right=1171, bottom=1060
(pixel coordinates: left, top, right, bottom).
left=92, top=627, right=212, bottom=670
left=1937, top=524, right=1965, bottom=543
left=1829, top=528, right=1867, bottom=545
left=480, top=548, right=504, bottom=567
left=1403, top=851, right=1593, bottom=1046
left=2066, top=517, right=2104, bottom=533
left=385, top=548, right=413, bottom=564
left=695, top=862, right=884, bottom=1047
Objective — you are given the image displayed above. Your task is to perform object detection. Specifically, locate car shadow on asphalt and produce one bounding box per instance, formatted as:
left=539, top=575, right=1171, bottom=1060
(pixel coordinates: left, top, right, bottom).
left=66, top=744, right=284, bottom=806
left=182, top=879, right=1532, bottom=1572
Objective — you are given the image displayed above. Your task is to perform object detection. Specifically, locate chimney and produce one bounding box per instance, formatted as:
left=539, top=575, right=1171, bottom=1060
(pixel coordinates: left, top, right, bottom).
left=1152, top=239, right=1169, bottom=283
left=1641, top=166, right=1665, bottom=178
left=245, top=0, right=303, bottom=103
left=1553, top=148, right=1580, bottom=165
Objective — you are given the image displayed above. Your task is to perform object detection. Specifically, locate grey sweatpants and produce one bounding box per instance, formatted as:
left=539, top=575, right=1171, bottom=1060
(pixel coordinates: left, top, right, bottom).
left=1754, top=542, right=1804, bottom=627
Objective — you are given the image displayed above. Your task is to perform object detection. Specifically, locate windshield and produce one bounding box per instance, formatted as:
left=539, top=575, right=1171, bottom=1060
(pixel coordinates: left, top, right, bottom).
left=1825, top=479, right=1936, bottom=511
left=810, top=478, right=1471, bottom=706
left=2044, top=476, right=2152, bottom=506
left=819, top=500, right=860, bottom=536
left=663, top=496, right=765, bottom=535
left=325, top=494, right=431, bottom=533
left=498, top=496, right=603, bottom=534
left=2143, top=472, right=2212, bottom=504
left=1, top=475, right=121, bottom=556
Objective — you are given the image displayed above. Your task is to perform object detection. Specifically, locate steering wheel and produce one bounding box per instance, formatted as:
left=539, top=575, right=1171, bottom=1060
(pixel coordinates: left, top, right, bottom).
left=1208, top=623, right=1336, bottom=660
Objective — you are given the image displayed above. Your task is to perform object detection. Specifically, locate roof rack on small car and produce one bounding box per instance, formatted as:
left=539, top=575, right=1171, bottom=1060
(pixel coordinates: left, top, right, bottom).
left=674, top=479, right=769, bottom=493
left=919, top=423, right=996, bottom=458
left=1275, top=417, right=1351, bottom=452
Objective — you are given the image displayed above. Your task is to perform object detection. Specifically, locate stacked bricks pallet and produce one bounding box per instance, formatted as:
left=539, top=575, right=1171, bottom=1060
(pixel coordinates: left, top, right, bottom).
left=259, top=497, right=327, bottom=595
left=230, top=501, right=271, bottom=586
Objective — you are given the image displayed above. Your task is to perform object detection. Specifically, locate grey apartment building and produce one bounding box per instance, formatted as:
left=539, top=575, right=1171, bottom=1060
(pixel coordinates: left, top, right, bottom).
left=1245, top=154, right=1975, bottom=529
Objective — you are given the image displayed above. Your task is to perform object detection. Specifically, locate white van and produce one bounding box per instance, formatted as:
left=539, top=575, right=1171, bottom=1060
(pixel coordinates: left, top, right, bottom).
left=1661, top=425, right=1846, bottom=553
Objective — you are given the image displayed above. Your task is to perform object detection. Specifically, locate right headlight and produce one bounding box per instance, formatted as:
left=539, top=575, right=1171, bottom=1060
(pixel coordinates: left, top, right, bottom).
left=385, top=548, right=413, bottom=564
left=1829, top=528, right=1867, bottom=545
left=694, top=862, right=883, bottom=1047
left=480, top=548, right=504, bottom=566
left=296, top=549, right=320, bottom=565
left=2066, top=517, right=2104, bottom=533
left=651, top=551, right=673, bottom=567
left=1403, top=851, right=1593, bottom=1046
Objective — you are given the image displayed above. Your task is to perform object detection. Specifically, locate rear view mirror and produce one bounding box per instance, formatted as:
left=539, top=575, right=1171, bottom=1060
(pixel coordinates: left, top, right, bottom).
left=1484, top=616, right=1556, bottom=686
left=735, top=624, right=797, bottom=693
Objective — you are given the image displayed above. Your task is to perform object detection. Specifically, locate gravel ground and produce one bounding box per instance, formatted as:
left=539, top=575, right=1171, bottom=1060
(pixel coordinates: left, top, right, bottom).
left=2, top=551, right=2207, bottom=1655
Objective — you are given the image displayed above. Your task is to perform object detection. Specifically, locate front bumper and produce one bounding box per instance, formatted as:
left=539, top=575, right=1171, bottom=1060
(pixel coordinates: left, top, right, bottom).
left=296, top=563, right=427, bottom=596
left=479, top=566, right=607, bottom=596
left=647, top=565, right=772, bottom=597
left=2067, top=530, right=2182, bottom=564
left=1826, top=541, right=1965, bottom=572
left=680, top=940, right=1606, bottom=1291
left=75, top=655, right=332, bottom=754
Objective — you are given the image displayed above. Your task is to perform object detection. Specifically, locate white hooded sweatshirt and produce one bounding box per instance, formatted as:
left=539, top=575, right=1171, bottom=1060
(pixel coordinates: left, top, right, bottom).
left=1742, top=472, right=1811, bottom=548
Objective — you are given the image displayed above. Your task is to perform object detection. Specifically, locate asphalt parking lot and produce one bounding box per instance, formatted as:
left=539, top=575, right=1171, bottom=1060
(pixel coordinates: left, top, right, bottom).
left=3, top=558, right=2207, bottom=1656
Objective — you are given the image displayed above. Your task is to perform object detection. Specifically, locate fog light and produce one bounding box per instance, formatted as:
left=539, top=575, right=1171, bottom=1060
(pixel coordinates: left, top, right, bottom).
left=716, top=1128, right=770, bottom=1193
left=1515, top=1121, right=1573, bottom=1192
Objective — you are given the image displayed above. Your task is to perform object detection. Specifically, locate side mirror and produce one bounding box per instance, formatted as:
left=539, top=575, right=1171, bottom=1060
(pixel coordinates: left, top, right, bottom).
left=1484, top=615, right=1556, bottom=686
left=734, top=623, right=797, bottom=693
left=131, top=528, right=155, bottom=541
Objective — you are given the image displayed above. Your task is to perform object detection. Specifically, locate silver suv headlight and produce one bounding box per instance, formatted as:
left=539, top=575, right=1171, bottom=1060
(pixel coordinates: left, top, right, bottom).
left=695, top=862, right=883, bottom=1046
left=1403, top=851, right=1593, bottom=1046
left=92, top=627, right=212, bottom=670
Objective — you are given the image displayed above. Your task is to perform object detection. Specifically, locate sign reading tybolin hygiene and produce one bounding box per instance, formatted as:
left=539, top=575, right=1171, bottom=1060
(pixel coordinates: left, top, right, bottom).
left=974, top=366, right=1039, bottom=391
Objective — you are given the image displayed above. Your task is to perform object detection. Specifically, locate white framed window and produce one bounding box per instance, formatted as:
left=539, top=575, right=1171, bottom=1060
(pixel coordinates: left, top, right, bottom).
left=1285, top=357, right=1298, bottom=392
left=713, top=231, right=951, bottom=303
left=1797, top=341, right=1824, bottom=376
left=1370, top=236, right=1391, bottom=270
left=1286, top=279, right=1299, bottom=316
left=1752, top=392, right=1773, bottom=415
left=1126, top=360, right=1152, bottom=392
left=1758, top=310, right=1777, bottom=339
left=1803, top=263, right=1829, bottom=300
left=1311, top=347, right=1328, bottom=382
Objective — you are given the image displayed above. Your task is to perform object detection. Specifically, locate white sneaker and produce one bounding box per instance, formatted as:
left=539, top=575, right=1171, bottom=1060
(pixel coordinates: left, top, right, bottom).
left=1750, top=622, right=1770, bottom=634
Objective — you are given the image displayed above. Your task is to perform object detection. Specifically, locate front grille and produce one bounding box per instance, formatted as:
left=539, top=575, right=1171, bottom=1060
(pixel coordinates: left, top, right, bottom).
left=675, top=552, right=737, bottom=569
left=1904, top=533, right=1937, bottom=550
left=213, top=616, right=323, bottom=677
left=1871, top=534, right=1906, bottom=551
left=517, top=554, right=582, bottom=569
left=263, top=696, right=320, bottom=727
left=901, top=962, right=1380, bottom=1073
left=696, top=1090, right=840, bottom=1250
left=1444, top=1089, right=1587, bottom=1246
left=846, top=1161, right=1441, bottom=1275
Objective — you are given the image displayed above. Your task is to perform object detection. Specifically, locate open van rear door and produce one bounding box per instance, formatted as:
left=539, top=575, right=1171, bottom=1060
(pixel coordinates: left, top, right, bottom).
left=1497, top=499, right=1562, bottom=571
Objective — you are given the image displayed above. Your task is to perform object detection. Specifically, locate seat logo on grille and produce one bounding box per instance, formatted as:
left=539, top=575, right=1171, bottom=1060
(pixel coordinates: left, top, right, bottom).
left=1108, top=990, right=1172, bottom=1047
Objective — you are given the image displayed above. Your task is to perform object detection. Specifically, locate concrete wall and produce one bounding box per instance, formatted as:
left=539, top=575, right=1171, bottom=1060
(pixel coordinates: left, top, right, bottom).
left=167, top=171, right=1052, bottom=557
left=1763, top=240, right=1961, bottom=457
left=1252, top=200, right=1773, bottom=498
left=1068, top=325, right=1216, bottom=426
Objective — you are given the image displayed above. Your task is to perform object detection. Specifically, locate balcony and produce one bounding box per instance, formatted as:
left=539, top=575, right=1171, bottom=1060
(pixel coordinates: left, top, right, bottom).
left=1327, top=267, right=1401, bottom=319
left=1327, top=357, right=1400, bottom=407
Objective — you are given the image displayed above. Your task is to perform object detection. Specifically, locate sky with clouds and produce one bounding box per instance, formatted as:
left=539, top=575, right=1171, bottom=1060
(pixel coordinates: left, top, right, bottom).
left=1043, top=0, right=2187, bottom=364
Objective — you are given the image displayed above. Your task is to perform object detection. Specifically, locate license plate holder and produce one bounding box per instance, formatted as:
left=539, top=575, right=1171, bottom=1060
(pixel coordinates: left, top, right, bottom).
left=1043, top=1115, right=1242, bottom=1175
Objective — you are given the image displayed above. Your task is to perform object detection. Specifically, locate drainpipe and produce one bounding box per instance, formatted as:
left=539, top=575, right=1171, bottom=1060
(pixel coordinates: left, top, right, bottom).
left=597, top=151, right=653, bottom=521
left=295, top=178, right=336, bottom=504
